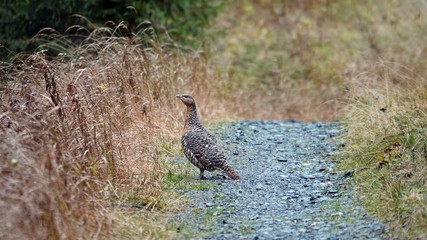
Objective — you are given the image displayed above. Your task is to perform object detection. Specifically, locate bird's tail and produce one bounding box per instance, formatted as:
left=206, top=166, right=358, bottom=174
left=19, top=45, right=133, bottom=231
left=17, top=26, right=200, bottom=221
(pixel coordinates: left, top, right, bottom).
left=226, top=169, right=240, bottom=180
left=220, top=164, right=240, bottom=180
left=212, top=156, right=240, bottom=180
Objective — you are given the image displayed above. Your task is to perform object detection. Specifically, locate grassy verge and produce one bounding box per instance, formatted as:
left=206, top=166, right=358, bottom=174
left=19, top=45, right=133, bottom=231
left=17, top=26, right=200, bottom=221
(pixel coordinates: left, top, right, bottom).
left=0, top=24, right=233, bottom=239
left=340, top=61, right=427, bottom=238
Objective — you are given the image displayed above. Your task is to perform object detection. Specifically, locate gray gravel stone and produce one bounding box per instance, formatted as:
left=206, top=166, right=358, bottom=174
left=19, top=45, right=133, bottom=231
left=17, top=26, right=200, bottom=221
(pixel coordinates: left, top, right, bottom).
left=172, top=120, right=391, bottom=239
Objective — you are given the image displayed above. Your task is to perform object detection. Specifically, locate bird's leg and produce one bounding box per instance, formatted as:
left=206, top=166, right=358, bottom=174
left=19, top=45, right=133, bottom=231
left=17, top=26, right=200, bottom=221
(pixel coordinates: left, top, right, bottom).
left=198, top=169, right=207, bottom=180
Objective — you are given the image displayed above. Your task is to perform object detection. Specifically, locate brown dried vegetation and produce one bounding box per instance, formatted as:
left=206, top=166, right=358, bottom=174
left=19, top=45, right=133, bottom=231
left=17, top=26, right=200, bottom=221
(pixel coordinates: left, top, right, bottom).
left=0, top=26, right=230, bottom=239
left=2, top=0, right=427, bottom=238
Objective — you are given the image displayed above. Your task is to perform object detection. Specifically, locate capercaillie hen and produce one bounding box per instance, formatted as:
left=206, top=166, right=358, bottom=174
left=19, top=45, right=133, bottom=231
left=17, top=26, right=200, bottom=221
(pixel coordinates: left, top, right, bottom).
left=176, top=94, right=240, bottom=180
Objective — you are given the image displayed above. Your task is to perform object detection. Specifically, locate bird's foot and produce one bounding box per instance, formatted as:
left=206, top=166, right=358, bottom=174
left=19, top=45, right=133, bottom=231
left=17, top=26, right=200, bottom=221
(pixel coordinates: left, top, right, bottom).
left=196, top=175, right=208, bottom=180
left=211, top=174, right=226, bottom=180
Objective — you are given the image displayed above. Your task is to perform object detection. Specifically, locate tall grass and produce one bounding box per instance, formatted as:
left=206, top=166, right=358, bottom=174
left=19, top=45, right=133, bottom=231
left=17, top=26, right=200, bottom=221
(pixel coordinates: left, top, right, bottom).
left=0, top=25, right=232, bottom=239
left=341, top=60, right=427, bottom=238
left=2, top=0, right=427, bottom=238
left=334, top=0, right=427, bottom=237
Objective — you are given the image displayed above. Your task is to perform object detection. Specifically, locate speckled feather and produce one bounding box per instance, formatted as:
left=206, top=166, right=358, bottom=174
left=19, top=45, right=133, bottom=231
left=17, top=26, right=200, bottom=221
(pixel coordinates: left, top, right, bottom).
left=176, top=94, right=240, bottom=180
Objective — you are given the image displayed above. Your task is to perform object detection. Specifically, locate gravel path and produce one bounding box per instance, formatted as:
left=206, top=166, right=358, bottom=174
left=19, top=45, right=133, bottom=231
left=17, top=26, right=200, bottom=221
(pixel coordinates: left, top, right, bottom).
left=173, top=120, right=390, bottom=239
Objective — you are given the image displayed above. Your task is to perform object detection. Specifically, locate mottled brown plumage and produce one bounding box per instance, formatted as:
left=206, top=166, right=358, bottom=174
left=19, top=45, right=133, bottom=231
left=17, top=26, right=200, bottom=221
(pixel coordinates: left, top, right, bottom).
left=176, top=94, right=240, bottom=180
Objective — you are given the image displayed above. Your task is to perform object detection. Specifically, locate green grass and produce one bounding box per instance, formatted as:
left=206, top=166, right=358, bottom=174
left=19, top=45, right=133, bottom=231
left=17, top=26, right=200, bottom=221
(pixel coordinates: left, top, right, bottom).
left=238, top=224, right=254, bottom=235
left=163, top=161, right=219, bottom=192
left=340, top=135, right=427, bottom=238
left=340, top=65, right=427, bottom=238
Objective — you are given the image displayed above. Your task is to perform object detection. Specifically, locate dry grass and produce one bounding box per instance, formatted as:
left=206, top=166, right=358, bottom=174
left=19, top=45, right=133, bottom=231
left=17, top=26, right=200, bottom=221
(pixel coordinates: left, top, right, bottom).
left=0, top=25, right=233, bottom=239
left=209, top=0, right=427, bottom=121
left=2, top=0, right=427, bottom=238
left=342, top=59, right=427, bottom=239
left=325, top=0, right=427, bottom=238
left=209, top=0, right=351, bottom=120
left=334, top=0, right=427, bottom=235
left=341, top=60, right=427, bottom=238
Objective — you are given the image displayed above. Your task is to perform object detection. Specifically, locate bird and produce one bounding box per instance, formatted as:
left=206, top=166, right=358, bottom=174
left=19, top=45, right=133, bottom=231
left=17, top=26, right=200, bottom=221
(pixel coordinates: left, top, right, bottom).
left=176, top=94, right=240, bottom=180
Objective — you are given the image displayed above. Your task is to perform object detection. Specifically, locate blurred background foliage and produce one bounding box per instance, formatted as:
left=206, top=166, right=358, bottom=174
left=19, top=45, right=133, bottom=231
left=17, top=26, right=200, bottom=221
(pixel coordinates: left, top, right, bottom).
left=0, top=0, right=224, bottom=60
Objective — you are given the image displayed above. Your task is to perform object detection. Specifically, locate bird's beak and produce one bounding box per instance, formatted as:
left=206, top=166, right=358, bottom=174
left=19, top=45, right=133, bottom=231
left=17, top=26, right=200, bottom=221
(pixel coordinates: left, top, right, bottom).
left=176, top=94, right=182, bottom=99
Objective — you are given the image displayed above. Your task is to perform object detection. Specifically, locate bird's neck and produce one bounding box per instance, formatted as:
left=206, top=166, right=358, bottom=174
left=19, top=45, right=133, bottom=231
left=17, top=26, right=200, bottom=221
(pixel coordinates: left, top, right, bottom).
left=185, top=104, right=203, bottom=129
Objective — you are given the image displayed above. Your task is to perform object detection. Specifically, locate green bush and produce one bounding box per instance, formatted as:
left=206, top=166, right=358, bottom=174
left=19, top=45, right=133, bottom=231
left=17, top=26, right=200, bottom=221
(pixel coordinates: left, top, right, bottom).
left=0, top=0, right=224, bottom=60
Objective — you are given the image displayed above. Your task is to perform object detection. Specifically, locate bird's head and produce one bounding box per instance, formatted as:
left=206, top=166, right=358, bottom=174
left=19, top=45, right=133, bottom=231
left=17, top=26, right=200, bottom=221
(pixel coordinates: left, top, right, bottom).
left=176, top=94, right=195, bottom=107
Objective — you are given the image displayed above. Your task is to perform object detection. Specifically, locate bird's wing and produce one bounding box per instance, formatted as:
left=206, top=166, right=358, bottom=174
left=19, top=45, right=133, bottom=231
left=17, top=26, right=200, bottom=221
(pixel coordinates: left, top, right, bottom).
left=182, top=131, right=213, bottom=168
left=205, top=144, right=240, bottom=180
left=204, top=142, right=227, bottom=168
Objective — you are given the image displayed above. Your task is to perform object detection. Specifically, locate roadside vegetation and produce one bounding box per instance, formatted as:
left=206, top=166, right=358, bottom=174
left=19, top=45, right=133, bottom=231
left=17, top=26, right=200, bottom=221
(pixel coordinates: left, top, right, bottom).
left=0, top=24, right=232, bottom=238
left=342, top=61, right=427, bottom=239
left=1, top=0, right=427, bottom=239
